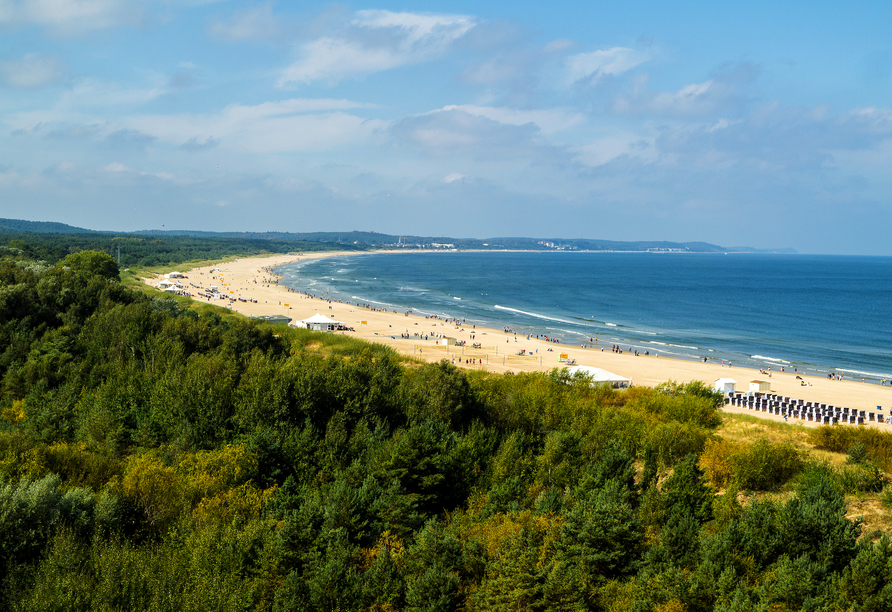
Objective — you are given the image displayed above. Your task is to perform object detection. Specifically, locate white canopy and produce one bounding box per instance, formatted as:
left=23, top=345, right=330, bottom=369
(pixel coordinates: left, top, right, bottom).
left=295, top=313, right=343, bottom=331
left=565, top=365, right=630, bottom=387
left=300, top=313, right=342, bottom=325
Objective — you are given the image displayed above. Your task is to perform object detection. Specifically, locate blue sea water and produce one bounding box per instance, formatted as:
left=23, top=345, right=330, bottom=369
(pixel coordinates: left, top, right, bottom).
left=277, top=252, right=892, bottom=381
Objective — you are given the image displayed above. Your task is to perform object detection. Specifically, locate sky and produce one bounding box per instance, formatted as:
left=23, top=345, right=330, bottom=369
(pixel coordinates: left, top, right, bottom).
left=1, top=1, right=891, bottom=254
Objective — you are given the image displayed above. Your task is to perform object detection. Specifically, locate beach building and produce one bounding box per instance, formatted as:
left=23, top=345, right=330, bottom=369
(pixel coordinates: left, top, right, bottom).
left=435, top=337, right=458, bottom=346
left=157, top=279, right=184, bottom=291
left=565, top=365, right=631, bottom=388
left=749, top=380, right=771, bottom=392
left=714, top=378, right=737, bottom=393
left=165, top=272, right=186, bottom=279
left=296, top=313, right=341, bottom=331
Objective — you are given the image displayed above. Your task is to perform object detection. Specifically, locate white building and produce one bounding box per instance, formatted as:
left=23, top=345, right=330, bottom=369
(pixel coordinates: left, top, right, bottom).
left=749, top=380, right=771, bottom=392
left=296, top=313, right=342, bottom=331
left=714, top=378, right=737, bottom=393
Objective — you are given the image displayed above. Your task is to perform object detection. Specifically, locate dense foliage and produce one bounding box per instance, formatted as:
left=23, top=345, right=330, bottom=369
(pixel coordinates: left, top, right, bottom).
left=0, top=246, right=887, bottom=611
left=0, top=231, right=354, bottom=270
left=0, top=217, right=788, bottom=254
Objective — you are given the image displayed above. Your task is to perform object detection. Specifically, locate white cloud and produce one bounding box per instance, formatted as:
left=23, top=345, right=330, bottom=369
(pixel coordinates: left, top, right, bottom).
left=208, top=2, right=279, bottom=41
left=127, top=98, right=386, bottom=153
left=352, top=10, right=475, bottom=45
left=443, top=172, right=464, bottom=183
left=573, top=135, right=656, bottom=167
left=390, top=107, right=573, bottom=166
left=58, top=78, right=167, bottom=109
left=279, top=10, right=476, bottom=85
left=0, top=54, right=65, bottom=89
left=438, top=105, right=583, bottom=134
left=280, top=38, right=404, bottom=85
left=566, top=47, right=649, bottom=85
left=650, top=80, right=714, bottom=112
left=0, top=0, right=143, bottom=33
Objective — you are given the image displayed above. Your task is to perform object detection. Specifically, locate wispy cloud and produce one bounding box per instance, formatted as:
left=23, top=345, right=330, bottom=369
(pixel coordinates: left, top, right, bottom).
left=0, top=0, right=143, bottom=33
left=611, top=62, right=759, bottom=117
left=390, top=107, right=571, bottom=165
left=180, top=136, right=220, bottom=151
left=437, top=105, right=583, bottom=134
left=0, top=54, right=66, bottom=89
left=566, top=47, right=650, bottom=85
left=127, top=98, right=386, bottom=153
left=279, top=10, right=476, bottom=85
left=208, top=2, right=280, bottom=41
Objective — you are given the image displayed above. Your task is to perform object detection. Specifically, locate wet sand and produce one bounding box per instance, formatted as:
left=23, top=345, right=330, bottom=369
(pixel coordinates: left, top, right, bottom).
left=144, top=252, right=892, bottom=428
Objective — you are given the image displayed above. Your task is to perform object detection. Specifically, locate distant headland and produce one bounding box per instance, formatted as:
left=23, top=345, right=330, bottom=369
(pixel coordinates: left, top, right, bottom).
left=0, top=218, right=796, bottom=254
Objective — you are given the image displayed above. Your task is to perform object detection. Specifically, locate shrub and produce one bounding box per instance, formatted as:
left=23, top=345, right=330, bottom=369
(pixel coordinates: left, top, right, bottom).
left=630, top=385, right=722, bottom=429
left=646, top=422, right=712, bottom=466
left=730, top=440, right=804, bottom=491
left=797, top=459, right=887, bottom=496
left=808, top=425, right=892, bottom=471
left=699, top=438, right=744, bottom=489
left=881, top=486, right=892, bottom=509
left=836, top=463, right=886, bottom=494
left=847, top=441, right=870, bottom=465
left=663, top=454, right=713, bottom=524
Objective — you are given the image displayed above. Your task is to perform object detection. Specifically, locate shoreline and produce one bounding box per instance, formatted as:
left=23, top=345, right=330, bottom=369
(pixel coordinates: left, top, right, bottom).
left=145, top=251, right=892, bottom=427
left=276, top=250, right=891, bottom=384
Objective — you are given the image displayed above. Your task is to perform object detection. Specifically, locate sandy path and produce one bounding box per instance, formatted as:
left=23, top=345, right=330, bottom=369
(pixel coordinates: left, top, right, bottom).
left=145, top=252, right=892, bottom=426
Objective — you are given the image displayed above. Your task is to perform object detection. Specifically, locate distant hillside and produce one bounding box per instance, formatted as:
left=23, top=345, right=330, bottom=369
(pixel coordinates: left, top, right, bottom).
left=0, top=218, right=94, bottom=234
left=1, top=218, right=796, bottom=254
left=135, top=228, right=797, bottom=254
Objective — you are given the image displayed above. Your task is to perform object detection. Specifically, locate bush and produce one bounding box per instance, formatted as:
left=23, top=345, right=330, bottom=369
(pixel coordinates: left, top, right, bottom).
left=837, top=463, right=886, bottom=494
left=798, top=458, right=887, bottom=497
left=881, top=486, right=892, bottom=509
left=847, top=442, right=870, bottom=465
left=808, top=425, right=892, bottom=471
left=699, top=438, right=744, bottom=489
left=646, top=422, right=712, bottom=466
left=631, top=385, right=722, bottom=429
left=730, top=440, right=804, bottom=491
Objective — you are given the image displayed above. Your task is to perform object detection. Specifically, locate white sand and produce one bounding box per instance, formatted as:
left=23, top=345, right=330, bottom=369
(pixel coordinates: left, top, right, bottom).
left=145, top=252, right=892, bottom=428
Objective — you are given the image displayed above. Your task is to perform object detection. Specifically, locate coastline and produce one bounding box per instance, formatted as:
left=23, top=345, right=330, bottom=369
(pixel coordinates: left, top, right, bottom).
left=144, top=251, right=892, bottom=427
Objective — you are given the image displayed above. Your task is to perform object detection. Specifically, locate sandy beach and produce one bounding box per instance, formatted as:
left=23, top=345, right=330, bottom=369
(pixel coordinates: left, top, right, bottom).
left=145, top=252, right=892, bottom=427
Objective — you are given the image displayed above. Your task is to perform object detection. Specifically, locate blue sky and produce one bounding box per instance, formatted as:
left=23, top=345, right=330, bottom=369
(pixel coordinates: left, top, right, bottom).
left=1, top=1, right=891, bottom=254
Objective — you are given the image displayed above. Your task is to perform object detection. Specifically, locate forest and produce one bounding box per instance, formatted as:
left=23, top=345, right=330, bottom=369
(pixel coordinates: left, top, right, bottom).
left=1, top=242, right=891, bottom=611
left=0, top=231, right=354, bottom=270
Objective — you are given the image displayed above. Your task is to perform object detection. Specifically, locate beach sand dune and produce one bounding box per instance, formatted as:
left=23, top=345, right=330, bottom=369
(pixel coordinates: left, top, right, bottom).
left=145, top=252, right=892, bottom=429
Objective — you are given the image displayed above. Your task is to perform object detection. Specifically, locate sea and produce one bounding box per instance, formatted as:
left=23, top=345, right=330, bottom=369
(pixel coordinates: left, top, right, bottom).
left=276, top=252, right=892, bottom=383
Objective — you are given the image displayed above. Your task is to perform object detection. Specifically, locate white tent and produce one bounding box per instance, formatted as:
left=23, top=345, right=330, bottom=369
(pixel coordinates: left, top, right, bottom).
left=714, top=378, right=737, bottom=393
left=565, top=365, right=631, bottom=388
left=165, top=272, right=186, bottom=279
left=157, top=279, right=176, bottom=288
left=296, top=313, right=342, bottom=331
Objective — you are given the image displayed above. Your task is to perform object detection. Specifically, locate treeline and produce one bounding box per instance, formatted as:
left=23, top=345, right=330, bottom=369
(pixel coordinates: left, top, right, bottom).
left=0, top=231, right=355, bottom=269
left=1, top=247, right=891, bottom=611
